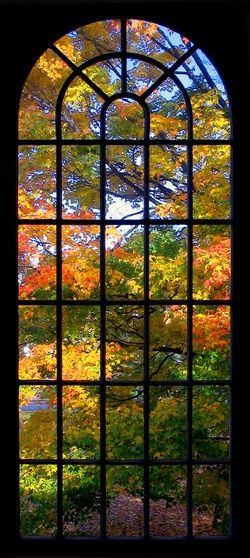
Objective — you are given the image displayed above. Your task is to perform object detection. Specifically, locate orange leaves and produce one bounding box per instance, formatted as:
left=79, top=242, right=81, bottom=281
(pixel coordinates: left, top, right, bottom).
left=193, top=236, right=230, bottom=299
left=128, top=20, right=158, bottom=39
left=193, top=307, right=230, bottom=352
left=20, top=265, right=56, bottom=299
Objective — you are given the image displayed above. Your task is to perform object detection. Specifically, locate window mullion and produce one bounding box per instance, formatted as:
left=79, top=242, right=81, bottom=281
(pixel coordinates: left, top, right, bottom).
left=100, top=107, right=107, bottom=539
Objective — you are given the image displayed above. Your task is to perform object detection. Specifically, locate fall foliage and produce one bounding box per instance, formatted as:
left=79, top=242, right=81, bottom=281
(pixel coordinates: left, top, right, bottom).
left=18, top=19, right=231, bottom=538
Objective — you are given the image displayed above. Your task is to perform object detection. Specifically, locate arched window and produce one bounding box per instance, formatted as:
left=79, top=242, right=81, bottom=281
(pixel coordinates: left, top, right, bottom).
left=17, top=14, right=234, bottom=550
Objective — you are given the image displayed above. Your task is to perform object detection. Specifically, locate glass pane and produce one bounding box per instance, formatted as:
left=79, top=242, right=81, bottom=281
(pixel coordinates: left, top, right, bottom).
left=106, top=465, right=144, bottom=536
left=63, top=465, right=100, bottom=536
left=175, top=50, right=230, bottom=140
left=20, top=465, right=57, bottom=536
left=19, top=49, right=71, bottom=139
left=19, top=305, right=56, bottom=380
left=106, top=305, right=144, bottom=380
left=126, top=20, right=192, bottom=66
left=62, top=146, right=100, bottom=219
left=149, top=225, right=187, bottom=299
left=193, top=386, right=230, bottom=459
left=193, top=305, right=230, bottom=380
left=105, top=98, right=144, bottom=139
left=19, top=386, right=57, bottom=459
left=106, top=386, right=144, bottom=459
left=62, top=77, right=103, bottom=139
left=149, top=305, right=187, bottom=381
left=127, top=58, right=163, bottom=95
left=150, top=466, right=187, bottom=536
left=193, top=465, right=230, bottom=535
left=106, top=145, right=144, bottom=220
left=63, top=386, right=100, bottom=459
left=193, top=145, right=231, bottom=219
left=18, top=225, right=56, bottom=300
left=62, top=225, right=100, bottom=299
left=147, top=79, right=188, bottom=139
left=150, top=387, right=187, bottom=459
left=62, top=306, right=100, bottom=380
left=149, top=146, right=187, bottom=219
left=193, top=225, right=231, bottom=300
left=55, top=20, right=121, bottom=65
left=83, top=59, right=121, bottom=96
left=18, top=146, right=56, bottom=219
left=106, top=224, right=144, bottom=299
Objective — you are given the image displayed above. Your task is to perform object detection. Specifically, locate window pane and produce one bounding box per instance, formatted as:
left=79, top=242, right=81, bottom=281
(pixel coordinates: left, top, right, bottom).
left=62, top=225, right=100, bottom=299
left=63, top=465, right=100, bottom=536
left=106, top=305, right=144, bottom=380
left=193, top=305, right=230, bottom=380
left=62, top=77, right=103, bottom=139
left=19, top=49, right=71, bottom=139
left=19, top=305, right=56, bottom=380
left=150, top=466, right=187, bottom=537
left=20, top=465, right=57, bottom=536
left=149, top=225, right=187, bottom=299
left=150, top=387, right=187, bottom=459
left=106, top=98, right=144, bottom=139
left=62, top=146, right=100, bottom=219
left=126, top=20, right=192, bottom=66
left=83, top=59, right=122, bottom=96
left=193, top=145, right=231, bottom=219
left=106, top=224, right=144, bottom=299
left=106, top=465, right=144, bottom=536
left=18, top=146, right=56, bottom=219
left=193, top=465, right=230, bottom=535
left=63, top=386, right=100, bottom=459
left=193, top=225, right=231, bottom=300
left=18, top=225, right=56, bottom=300
left=62, top=305, right=100, bottom=380
left=149, top=145, right=187, bottom=219
left=106, top=386, right=144, bottom=459
left=192, top=386, right=230, bottom=459
left=175, top=50, right=230, bottom=140
left=55, top=20, right=121, bottom=65
left=149, top=305, right=187, bottom=381
left=126, top=58, right=163, bottom=95
left=147, top=79, right=188, bottom=139
left=106, top=145, right=144, bottom=220
left=19, top=386, right=57, bottom=458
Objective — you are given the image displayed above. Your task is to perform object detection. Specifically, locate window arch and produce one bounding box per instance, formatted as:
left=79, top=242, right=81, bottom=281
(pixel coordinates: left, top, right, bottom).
left=17, top=17, right=232, bottom=544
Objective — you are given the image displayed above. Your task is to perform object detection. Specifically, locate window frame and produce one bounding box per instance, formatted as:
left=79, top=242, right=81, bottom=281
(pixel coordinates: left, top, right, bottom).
left=1, top=1, right=247, bottom=556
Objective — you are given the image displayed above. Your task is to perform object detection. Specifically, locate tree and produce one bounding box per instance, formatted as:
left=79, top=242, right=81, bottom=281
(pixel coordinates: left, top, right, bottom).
left=18, top=19, right=231, bottom=537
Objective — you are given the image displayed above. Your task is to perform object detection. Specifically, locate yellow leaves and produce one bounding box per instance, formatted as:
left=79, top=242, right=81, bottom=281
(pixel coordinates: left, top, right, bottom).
left=37, top=49, right=70, bottom=82
left=150, top=113, right=187, bottom=139
left=62, top=343, right=100, bottom=380
left=109, top=270, right=124, bottom=286
left=192, top=89, right=230, bottom=140
left=149, top=251, right=187, bottom=299
left=19, top=343, right=56, bottom=380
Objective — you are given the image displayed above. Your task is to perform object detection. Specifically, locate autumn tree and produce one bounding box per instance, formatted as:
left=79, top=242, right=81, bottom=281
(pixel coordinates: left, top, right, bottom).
left=18, top=19, right=231, bottom=537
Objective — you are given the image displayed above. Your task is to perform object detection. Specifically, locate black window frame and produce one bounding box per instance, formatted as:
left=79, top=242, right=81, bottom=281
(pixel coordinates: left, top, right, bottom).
left=1, top=1, right=248, bottom=557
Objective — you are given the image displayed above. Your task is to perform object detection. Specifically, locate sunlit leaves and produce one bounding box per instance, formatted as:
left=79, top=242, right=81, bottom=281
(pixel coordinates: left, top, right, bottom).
left=19, top=49, right=71, bottom=139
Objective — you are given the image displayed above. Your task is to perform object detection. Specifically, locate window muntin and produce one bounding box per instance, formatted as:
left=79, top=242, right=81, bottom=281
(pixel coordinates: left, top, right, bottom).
left=18, top=18, right=232, bottom=539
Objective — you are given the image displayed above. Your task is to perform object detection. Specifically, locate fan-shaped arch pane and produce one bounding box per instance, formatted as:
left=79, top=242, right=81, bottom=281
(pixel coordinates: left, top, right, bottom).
left=19, top=49, right=71, bottom=139
left=54, top=20, right=121, bottom=65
